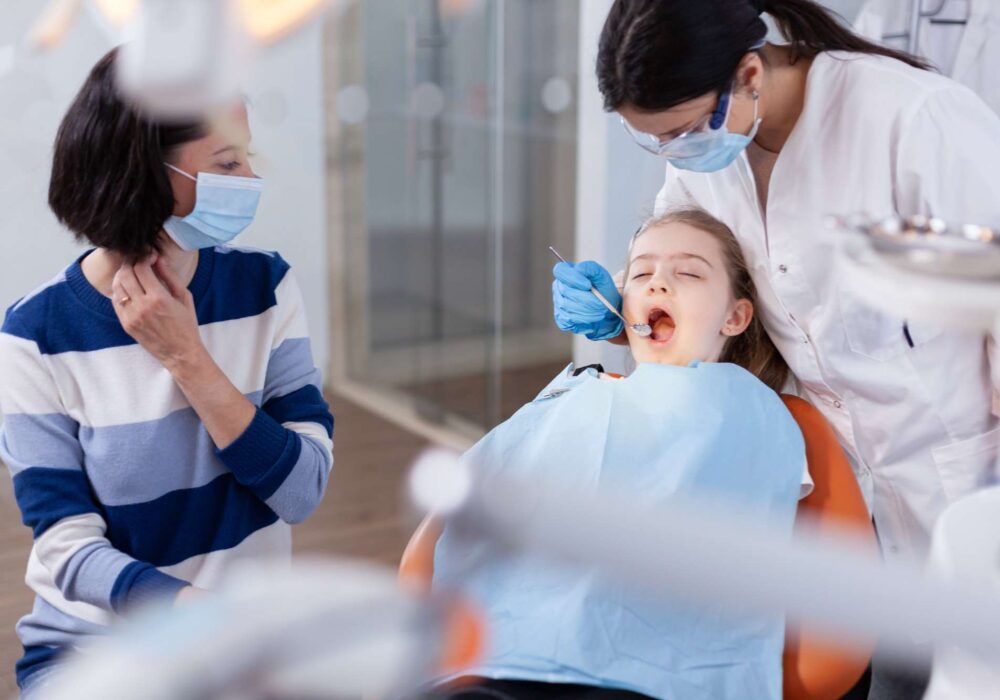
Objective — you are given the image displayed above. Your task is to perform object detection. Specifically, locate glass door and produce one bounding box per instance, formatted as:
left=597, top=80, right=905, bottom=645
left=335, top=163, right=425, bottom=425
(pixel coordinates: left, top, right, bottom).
left=325, top=0, right=578, bottom=441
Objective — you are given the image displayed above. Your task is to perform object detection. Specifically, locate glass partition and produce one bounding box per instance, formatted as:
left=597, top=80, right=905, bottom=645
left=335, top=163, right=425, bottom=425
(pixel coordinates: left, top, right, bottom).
left=325, top=0, right=578, bottom=441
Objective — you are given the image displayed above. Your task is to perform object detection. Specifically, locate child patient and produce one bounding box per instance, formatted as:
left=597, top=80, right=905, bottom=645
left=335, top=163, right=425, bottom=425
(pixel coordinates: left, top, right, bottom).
left=427, top=208, right=808, bottom=700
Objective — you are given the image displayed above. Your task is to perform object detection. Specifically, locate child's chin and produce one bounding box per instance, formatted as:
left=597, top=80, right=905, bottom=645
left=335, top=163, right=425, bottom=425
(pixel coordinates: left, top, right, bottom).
left=632, top=350, right=681, bottom=366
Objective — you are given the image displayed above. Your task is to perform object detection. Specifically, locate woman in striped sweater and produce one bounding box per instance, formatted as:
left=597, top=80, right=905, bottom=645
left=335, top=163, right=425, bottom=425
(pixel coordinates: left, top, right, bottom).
left=0, top=48, right=334, bottom=698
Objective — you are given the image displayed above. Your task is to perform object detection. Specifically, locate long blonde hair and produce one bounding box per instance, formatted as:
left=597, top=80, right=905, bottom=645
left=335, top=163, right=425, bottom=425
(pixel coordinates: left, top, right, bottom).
left=627, top=207, right=789, bottom=393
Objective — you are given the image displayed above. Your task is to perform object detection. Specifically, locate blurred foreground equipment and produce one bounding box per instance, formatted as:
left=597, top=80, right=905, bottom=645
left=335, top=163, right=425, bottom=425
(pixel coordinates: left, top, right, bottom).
left=35, top=559, right=482, bottom=700
left=28, top=0, right=347, bottom=118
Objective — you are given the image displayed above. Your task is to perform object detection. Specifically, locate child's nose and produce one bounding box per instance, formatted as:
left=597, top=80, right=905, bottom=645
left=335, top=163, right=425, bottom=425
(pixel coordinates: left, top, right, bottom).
left=647, top=278, right=671, bottom=295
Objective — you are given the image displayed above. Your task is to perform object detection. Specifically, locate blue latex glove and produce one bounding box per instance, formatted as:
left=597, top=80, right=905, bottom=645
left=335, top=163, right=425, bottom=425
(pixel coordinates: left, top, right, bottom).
left=551, top=260, right=624, bottom=341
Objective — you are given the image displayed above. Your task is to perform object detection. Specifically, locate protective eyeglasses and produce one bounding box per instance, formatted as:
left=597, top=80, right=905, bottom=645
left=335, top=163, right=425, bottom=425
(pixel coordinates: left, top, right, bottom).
left=621, top=89, right=734, bottom=158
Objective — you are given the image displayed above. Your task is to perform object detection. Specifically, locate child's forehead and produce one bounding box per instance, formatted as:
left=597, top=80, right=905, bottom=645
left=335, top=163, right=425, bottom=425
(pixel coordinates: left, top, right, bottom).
left=630, top=222, right=721, bottom=260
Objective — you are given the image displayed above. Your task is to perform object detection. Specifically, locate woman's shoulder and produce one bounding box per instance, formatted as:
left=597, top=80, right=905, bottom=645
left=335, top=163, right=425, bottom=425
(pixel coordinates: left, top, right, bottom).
left=815, top=50, right=965, bottom=104
left=212, top=243, right=290, bottom=268
left=209, top=244, right=294, bottom=290
left=1, top=264, right=80, bottom=345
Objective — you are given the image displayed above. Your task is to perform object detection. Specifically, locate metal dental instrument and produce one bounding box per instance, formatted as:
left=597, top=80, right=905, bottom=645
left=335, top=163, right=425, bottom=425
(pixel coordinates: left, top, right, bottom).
left=549, top=246, right=653, bottom=338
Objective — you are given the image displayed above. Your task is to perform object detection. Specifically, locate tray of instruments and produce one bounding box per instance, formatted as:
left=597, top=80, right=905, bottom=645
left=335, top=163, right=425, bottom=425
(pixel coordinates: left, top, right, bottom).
left=829, top=215, right=1000, bottom=280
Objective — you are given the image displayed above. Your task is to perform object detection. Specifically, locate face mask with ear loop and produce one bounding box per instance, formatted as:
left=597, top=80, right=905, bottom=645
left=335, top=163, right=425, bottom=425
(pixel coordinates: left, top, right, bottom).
left=663, top=86, right=762, bottom=173
left=621, top=41, right=766, bottom=173
left=162, top=163, right=264, bottom=251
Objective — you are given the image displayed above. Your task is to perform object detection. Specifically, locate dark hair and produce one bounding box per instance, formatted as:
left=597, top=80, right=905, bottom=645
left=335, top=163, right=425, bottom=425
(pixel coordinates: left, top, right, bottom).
left=627, top=208, right=789, bottom=393
left=48, top=47, right=204, bottom=260
left=598, top=0, right=931, bottom=113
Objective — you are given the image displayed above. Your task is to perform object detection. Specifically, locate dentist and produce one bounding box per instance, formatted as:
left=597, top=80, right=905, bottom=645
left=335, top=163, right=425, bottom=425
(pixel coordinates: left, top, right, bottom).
left=552, top=1, right=1000, bottom=698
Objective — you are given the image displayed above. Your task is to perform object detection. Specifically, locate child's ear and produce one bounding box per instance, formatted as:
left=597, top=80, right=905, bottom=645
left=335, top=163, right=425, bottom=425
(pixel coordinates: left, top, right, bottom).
left=722, top=299, right=753, bottom=336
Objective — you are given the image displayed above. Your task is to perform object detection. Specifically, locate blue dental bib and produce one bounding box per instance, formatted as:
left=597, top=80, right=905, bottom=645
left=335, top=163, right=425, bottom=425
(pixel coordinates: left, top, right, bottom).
left=433, top=362, right=805, bottom=700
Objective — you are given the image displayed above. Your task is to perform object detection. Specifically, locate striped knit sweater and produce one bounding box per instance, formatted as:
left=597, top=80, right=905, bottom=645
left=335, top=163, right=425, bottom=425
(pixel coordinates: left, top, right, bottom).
left=0, top=245, right=334, bottom=688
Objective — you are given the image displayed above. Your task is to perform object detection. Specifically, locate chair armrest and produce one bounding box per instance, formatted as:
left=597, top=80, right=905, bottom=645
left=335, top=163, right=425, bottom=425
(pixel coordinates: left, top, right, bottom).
left=399, top=516, right=443, bottom=592
left=781, top=395, right=878, bottom=700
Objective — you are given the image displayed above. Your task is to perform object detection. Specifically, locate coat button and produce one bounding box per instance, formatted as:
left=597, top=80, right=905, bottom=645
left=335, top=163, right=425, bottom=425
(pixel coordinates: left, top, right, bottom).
left=778, top=264, right=788, bottom=273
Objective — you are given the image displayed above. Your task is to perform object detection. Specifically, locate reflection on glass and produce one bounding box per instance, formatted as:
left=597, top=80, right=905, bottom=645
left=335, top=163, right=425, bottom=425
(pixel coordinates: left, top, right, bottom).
left=326, top=0, right=578, bottom=440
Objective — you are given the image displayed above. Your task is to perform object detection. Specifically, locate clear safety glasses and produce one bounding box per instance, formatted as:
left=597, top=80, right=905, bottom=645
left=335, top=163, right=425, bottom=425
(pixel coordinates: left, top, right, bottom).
left=620, top=89, right=733, bottom=159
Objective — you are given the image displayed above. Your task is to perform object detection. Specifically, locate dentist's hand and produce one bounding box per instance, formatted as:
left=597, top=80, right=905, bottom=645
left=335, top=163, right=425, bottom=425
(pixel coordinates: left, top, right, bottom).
left=551, top=261, right=624, bottom=341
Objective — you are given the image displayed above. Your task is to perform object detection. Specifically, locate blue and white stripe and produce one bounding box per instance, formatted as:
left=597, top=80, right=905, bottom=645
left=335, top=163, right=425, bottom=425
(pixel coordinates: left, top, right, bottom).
left=0, top=245, right=334, bottom=688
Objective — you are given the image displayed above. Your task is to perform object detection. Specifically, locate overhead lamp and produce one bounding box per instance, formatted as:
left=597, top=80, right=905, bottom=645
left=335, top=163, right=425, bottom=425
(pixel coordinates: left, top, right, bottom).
left=27, top=0, right=345, bottom=119
left=236, top=0, right=333, bottom=45
left=27, top=0, right=82, bottom=50
left=30, top=0, right=340, bottom=50
left=91, top=0, right=140, bottom=29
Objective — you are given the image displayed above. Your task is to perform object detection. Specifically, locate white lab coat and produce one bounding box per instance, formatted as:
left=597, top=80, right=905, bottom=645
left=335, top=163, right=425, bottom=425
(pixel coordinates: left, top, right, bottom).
left=855, top=0, right=1000, bottom=115
left=654, top=51, right=1000, bottom=561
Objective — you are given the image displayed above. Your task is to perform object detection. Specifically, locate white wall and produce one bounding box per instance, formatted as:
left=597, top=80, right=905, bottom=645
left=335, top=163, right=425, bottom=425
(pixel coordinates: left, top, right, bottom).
left=0, top=5, right=328, bottom=372
left=241, top=22, right=328, bottom=374
left=824, top=0, right=868, bottom=22
left=573, top=0, right=664, bottom=373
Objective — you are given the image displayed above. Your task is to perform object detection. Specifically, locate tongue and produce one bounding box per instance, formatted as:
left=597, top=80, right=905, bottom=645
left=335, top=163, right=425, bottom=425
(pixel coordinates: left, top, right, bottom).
left=651, top=317, right=675, bottom=342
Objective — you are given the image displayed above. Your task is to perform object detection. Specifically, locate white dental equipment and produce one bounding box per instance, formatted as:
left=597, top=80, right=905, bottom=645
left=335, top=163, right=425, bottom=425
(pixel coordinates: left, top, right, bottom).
left=412, top=455, right=1000, bottom=678
left=27, top=0, right=346, bottom=119
left=830, top=214, right=1000, bottom=333
left=33, top=559, right=482, bottom=700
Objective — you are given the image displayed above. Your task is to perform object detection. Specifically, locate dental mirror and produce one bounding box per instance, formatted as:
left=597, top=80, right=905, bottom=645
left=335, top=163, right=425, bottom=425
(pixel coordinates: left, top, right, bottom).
left=548, top=246, right=653, bottom=338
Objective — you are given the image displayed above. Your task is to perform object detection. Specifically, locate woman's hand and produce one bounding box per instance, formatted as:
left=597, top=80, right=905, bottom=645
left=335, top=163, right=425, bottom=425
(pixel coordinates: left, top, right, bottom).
left=113, top=255, right=255, bottom=449
left=112, top=257, right=206, bottom=373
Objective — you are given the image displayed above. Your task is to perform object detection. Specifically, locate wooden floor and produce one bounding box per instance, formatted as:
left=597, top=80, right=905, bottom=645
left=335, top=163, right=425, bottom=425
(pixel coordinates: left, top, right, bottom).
left=403, top=360, right=570, bottom=427
left=0, top=390, right=432, bottom=696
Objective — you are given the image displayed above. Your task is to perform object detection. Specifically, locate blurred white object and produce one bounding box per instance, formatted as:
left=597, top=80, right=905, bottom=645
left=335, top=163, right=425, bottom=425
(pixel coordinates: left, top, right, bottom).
left=541, top=76, right=573, bottom=114
left=28, top=0, right=349, bottom=119
left=421, top=446, right=1000, bottom=672
left=508, top=477, right=1000, bottom=667
left=410, top=447, right=471, bottom=517
left=0, top=45, right=15, bottom=79
left=410, top=82, right=447, bottom=119
left=924, top=487, right=1000, bottom=699
left=334, top=84, right=369, bottom=124
left=35, top=559, right=480, bottom=700
left=116, top=0, right=253, bottom=119
left=831, top=214, right=1000, bottom=333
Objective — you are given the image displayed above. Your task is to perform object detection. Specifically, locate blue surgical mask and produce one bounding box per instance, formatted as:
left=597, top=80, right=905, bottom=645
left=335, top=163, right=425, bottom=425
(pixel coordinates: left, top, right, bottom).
left=664, top=89, right=762, bottom=173
left=621, top=40, right=767, bottom=171
left=162, top=163, right=263, bottom=251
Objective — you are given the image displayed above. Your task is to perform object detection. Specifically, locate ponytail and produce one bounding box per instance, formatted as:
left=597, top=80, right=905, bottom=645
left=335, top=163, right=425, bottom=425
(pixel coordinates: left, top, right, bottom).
left=598, top=0, right=930, bottom=113
left=762, top=0, right=931, bottom=69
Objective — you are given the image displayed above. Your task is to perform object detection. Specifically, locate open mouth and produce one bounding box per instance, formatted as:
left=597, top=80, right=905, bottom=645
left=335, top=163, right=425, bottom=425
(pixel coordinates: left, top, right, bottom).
left=647, top=308, right=676, bottom=342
